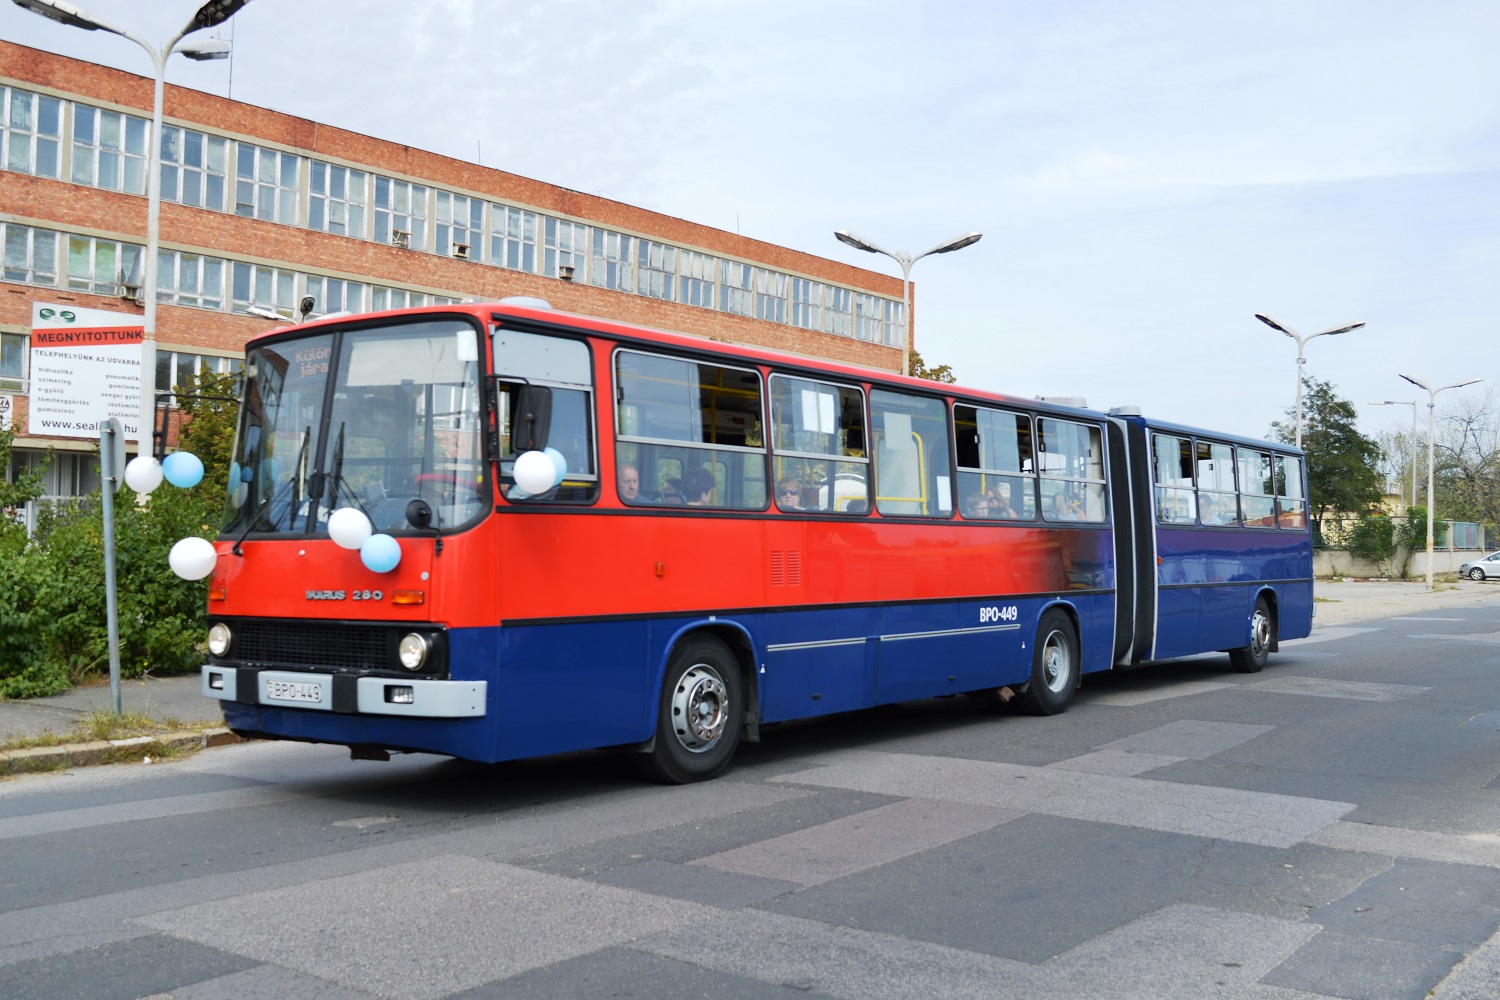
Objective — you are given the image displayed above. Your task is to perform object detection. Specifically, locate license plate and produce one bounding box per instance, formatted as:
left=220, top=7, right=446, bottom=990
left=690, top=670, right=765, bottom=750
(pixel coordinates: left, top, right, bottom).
left=265, top=679, right=325, bottom=704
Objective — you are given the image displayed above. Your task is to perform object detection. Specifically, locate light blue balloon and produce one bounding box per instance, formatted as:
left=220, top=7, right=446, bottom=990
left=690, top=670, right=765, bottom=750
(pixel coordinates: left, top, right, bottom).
left=543, top=446, right=568, bottom=481
left=162, top=451, right=205, bottom=489
left=360, top=533, right=402, bottom=573
left=228, top=461, right=240, bottom=485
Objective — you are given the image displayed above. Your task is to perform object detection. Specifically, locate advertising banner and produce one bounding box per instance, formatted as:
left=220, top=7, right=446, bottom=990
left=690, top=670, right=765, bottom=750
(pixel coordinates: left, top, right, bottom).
left=26, top=302, right=144, bottom=442
left=0, top=394, right=12, bottom=431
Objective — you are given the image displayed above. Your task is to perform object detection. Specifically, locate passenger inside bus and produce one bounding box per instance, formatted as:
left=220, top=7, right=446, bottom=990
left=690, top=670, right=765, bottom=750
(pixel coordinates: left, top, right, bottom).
left=682, top=467, right=716, bottom=506
left=776, top=476, right=803, bottom=510
left=962, top=492, right=992, bottom=518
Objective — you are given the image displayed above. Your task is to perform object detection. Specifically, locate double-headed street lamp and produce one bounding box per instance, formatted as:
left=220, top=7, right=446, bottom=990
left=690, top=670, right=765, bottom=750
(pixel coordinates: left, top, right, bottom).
left=1254, top=313, right=1365, bottom=450
left=1368, top=399, right=1418, bottom=511
left=834, top=229, right=982, bottom=377
left=1398, top=373, right=1483, bottom=590
left=11, top=0, right=253, bottom=458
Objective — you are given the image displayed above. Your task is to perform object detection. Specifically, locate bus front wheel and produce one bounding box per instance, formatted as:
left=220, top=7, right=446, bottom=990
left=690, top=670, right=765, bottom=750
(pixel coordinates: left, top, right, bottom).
left=637, top=636, right=742, bottom=784
left=1014, top=609, right=1078, bottom=716
left=1229, top=597, right=1273, bottom=673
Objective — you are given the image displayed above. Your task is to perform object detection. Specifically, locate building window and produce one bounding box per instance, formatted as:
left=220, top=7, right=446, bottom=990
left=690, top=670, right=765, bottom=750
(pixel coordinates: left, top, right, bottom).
left=853, top=293, right=883, bottom=343
left=2, top=87, right=62, bottom=178
left=67, top=235, right=142, bottom=296
left=308, top=161, right=366, bottom=239
left=823, top=286, right=853, bottom=338
left=1, top=331, right=26, bottom=391
left=789, top=278, right=824, bottom=331
left=543, top=217, right=588, bottom=279
left=885, top=299, right=906, bottom=347
left=435, top=191, right=482, bottom=259
left=637, top=240, right=676, bottom=300
left=160, top=125, right=228, bottom=211
left=231, top=261, right=295, bottom=317
left=678, top=251, right=716, bottom=309
left=371, top=286, right=433, bottom=311
left=374, top=176, right=428, bottom=250
left=235, top=143, right=300, bottom=225
left=2, top=223, right=59, bottom=286
left=303, top=274, right=367, bottom=316
left=489, top=206, right=537, bottom=273
left=590, top=229, right=631, bottom=291
left=720, top=261, right=753, bottom=317
left=155, top=351, right=241, bottom=404
left=754, top=268, right=786, bottom=324
left=71, top=105, right=149, bottom=194
left=156, top=249, right=226, bottom=310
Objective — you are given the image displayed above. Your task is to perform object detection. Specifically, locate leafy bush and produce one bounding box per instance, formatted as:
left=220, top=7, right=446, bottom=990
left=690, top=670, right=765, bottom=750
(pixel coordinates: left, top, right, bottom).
left=0, top=370, right=238, bottom=699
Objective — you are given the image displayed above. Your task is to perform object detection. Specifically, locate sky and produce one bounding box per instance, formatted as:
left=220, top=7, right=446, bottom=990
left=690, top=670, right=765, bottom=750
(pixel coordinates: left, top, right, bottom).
left=6, top=0, right=1497, bottom=444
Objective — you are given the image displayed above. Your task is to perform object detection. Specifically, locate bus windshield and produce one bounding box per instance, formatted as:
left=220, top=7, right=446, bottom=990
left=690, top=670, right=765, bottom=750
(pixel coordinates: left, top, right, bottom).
left=221, top=317, right=486, bottom=537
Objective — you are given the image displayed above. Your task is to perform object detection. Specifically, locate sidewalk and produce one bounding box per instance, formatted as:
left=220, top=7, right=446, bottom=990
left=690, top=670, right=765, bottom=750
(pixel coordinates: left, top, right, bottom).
left=1313, top=577, right=1500, bottom=626
left=0, top=673, right=234, bottom=775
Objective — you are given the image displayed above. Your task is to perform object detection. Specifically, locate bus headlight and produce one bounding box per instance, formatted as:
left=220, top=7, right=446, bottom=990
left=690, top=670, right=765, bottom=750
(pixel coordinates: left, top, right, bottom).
left=207, top=623, right=232, bottom=657
left=398, top=633, right=430, bottom=671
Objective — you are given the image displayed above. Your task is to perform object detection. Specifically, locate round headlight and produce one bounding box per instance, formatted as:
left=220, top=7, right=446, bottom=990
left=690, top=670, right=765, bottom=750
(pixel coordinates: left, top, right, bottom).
left=207, top=623, right=232, bottom=657
left=398, top=633, right=430, bottom=671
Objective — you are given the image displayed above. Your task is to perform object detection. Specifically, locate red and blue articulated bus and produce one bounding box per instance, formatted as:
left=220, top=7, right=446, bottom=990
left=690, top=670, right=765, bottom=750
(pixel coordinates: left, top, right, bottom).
left=201, top=300, right=1312, bottom=782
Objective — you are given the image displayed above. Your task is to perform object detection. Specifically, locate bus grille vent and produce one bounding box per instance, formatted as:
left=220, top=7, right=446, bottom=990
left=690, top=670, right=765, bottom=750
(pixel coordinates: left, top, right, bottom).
left=226, top=621, right=397, bottom=671
left=770, top=550, right=802, bottom=586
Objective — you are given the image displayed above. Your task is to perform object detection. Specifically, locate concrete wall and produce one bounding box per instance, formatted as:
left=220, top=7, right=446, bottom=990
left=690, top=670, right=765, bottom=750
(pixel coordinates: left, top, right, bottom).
left=1315, top=547, right=1483, bottom=579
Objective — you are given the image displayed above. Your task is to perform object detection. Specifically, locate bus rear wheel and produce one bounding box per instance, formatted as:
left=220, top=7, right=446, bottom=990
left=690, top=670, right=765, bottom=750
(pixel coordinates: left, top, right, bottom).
left=636, top=636, right=742, bottom=784
left=1229, top=597, right=1273, bottom=673
left=1014, top=609, right=1078, bottom=716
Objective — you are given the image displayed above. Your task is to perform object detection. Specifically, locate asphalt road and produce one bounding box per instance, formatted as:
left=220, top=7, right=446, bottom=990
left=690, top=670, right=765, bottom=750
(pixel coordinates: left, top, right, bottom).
left=3, top=593, right=1500, bottom=1000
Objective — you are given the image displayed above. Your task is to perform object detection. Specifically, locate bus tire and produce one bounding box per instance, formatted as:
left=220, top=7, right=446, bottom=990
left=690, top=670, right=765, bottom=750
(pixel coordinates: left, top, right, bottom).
left=636, top=636, right=742, bottom=784
left=1014, top=609, right=1078, bottom=716
left=1229, top=597, right=1273, bottom=673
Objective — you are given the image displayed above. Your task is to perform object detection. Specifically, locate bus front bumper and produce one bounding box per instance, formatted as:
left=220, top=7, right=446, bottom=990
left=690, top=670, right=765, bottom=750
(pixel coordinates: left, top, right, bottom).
left=202, top=666, right=486, bottom=718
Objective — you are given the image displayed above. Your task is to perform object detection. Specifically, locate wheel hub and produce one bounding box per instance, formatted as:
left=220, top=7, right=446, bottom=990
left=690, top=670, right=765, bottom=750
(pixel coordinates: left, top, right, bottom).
left=672, top=665, right=727, bottom=753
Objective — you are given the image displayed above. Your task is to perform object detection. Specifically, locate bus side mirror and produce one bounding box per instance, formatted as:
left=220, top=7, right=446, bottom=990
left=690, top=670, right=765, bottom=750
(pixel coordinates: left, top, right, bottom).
left=515, top=384, right=552, bottom=452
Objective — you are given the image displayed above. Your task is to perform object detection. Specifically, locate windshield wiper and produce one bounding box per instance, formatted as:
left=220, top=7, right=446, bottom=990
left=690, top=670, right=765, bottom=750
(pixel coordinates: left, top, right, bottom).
left=231, top=428, right=309, bottom=554
left=321, top=421, right=369, bottom=518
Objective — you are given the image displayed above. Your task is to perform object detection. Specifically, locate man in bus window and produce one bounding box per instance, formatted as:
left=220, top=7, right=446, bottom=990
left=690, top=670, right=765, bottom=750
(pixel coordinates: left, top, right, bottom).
left=619, top=463, right=641, bottom=504
left=776, top=476, right=803, bottom=510
left=962, top=492, right=991, bottom=519
left=661, top=478, right=685, bottom=504
left=683, top=467, right=716, bottom=506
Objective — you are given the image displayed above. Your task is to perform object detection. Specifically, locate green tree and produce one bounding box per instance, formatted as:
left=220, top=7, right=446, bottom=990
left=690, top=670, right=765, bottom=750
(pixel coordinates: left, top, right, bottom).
left=908, top=349, right=956, bottom=383
left=1270, top=377, right=1384, bottom=533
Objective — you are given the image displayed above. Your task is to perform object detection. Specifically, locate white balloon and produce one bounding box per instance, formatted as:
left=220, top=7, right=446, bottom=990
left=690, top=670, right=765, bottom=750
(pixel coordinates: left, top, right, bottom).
left=168, top=536, right=218, bottom=581
left=124, top=455, right=164, bottom=494
left=513, top=450, right=558, bottom=494
left=327, top=506, right=373, bottom=550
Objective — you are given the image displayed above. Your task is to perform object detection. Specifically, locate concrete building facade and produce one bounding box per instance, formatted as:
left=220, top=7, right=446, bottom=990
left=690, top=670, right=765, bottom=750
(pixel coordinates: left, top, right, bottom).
left=0, top=40, right=907, bottom=511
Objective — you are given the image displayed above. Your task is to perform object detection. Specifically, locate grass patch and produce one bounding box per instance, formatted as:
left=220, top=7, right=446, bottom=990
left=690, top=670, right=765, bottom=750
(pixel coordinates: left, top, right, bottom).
left=1314, top=596, right=1341, bottom=603
left=2, top=709, right=219, bottom=753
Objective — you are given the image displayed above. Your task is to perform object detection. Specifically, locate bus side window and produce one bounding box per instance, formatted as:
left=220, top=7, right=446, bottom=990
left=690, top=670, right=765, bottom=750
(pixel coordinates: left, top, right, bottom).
left=1040, top=418, right=1106, bottom=522
left=493, top=329, right=598, bottom=503
left=768, top=374, right=868, bottom=513
left=871, top=389, right=951, bottom=517
left=1153, top=434, right=1195, bottom=524
left=1238, top=448, right=1276, bottom=527
left=615, top=349, right=767, bottom=510
left=1275, top=454, right=1307, bottom=528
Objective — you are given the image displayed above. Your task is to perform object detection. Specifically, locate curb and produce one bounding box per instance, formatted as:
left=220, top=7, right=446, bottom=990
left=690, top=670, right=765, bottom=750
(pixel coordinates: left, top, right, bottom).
left=0, top=727, right=245, bottom=776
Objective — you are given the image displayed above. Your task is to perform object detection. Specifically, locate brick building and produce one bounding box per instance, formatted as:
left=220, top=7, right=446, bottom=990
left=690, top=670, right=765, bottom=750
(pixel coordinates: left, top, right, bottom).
left=0, top=40, right=907, bottom=513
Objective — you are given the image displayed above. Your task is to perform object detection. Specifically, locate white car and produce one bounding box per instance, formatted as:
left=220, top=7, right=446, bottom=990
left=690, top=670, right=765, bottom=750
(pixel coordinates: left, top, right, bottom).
left=1459, top=551, right=1500, bottom=581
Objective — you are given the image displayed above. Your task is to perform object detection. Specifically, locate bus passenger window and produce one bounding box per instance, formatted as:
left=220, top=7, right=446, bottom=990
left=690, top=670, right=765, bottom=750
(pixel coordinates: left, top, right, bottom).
left=1238, top=448, right=1276, bottom=527
left=769, top=375, right=868, bottom=513
left=1196, top=440, right=1238, bottom=525
left=1153, top=434, right=1195, bottom=524
left=871, top=390, right=951, bottom=517
left=1275, top=454, right=1307, bottom=529
left=1040, top=418, right=1106, bottom=522
left=954, top=404, right=1035, bottom=520
left=615, top=350, right=767, bottom=509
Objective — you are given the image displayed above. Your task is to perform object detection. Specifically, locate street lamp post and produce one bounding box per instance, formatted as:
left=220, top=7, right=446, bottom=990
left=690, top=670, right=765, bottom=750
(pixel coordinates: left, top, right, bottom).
left=11, top=0, right=252, bottom=458
left=1397, top=373, right=1483, bottom=590
left=1368, top=399, right=1418, bottom=511
left=834, top=229, right=982, bottom=377
left=1254, top=314, right=1365, bottom=449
